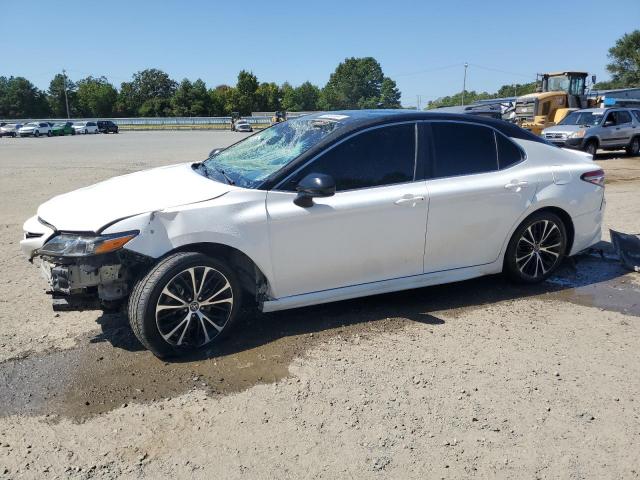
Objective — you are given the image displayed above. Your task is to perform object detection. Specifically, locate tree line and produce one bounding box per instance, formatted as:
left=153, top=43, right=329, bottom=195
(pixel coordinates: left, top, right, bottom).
left=0, top=57, right=401, bottom=119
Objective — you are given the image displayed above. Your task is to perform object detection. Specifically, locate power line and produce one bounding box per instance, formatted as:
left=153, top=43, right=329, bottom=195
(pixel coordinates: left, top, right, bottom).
left=390, top=63, right=463, bottom=78
left=466, top=63, right=534, bottom=80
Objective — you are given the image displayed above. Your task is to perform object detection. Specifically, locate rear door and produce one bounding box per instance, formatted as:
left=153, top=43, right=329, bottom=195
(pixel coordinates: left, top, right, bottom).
left=422, top=121, right=537, bottom=272
left=615, top=111, right=634, bottom=146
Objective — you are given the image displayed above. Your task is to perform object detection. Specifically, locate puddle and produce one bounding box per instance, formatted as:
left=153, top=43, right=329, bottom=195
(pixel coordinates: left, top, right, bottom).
left=546, top=254, right=640, bottom=316
left=0, top=301, right=440, bottom=421
left=0, top=252, right=636, bottom=421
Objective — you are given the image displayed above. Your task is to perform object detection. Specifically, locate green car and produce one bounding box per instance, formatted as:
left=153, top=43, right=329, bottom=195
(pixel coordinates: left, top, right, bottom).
left=51, top=122, right=76, bottom=136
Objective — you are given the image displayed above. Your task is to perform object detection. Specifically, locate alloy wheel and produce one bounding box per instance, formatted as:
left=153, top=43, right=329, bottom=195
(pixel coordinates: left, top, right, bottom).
left=515, top=219, right=563, bottom=279
left=155, top=266, right=234, bottom=347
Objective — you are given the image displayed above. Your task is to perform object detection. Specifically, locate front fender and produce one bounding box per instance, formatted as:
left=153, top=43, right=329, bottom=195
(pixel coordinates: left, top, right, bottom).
left=102, top=191, right=275, bottom=292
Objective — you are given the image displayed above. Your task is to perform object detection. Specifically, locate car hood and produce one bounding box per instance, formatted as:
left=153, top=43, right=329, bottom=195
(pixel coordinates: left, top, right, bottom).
left=37, top=163, right=232, bottom=232
left=543, top=124, right=587, bottom=135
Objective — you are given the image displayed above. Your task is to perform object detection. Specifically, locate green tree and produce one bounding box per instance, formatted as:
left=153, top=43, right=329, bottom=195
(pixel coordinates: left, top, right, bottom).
left=426, top=90, right=495, bottom=109
left=0, top=76, right=49, bottom=118
left=209, top=85, right=234, bottom=116
left=320, top=57, right=399, bottom=110
left=76, top=76, right=118, bottom=117
left=255, top=82, right=281, bottom=112
left=171, top=78, right=211, bottom=116
left=115, top=68, right=177, bottom=116
left=379, top=77, right=401, bottom=108
left=495, top=82, right=537, bottom=98
left=235, top=70, right=259, bottom=114
left=604, top=30, right=640, bottom=87
left=47, top=73, right=77, bottom=117
left=281, top=81, right=320, bottom=111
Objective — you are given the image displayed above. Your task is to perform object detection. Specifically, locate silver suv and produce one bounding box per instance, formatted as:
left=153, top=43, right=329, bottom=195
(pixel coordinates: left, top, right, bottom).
left=542, top=107, right=640, bottom=158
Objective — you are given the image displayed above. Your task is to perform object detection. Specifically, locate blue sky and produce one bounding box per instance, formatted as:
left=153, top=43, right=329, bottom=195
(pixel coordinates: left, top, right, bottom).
left=2, top=0, right=638, bottom=107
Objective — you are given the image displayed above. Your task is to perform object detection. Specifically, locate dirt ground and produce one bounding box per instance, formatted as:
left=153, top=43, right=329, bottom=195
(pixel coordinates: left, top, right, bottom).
left=0, top=131, right=639, bottom=479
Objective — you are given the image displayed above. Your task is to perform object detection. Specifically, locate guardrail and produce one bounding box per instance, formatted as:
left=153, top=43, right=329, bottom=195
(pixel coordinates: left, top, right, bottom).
left=0, top=116, right=275, bottom=131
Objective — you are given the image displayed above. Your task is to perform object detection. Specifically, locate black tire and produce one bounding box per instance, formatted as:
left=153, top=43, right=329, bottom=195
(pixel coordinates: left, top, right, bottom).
left=504, top=211, right=567, bottom=284
left=34, top=130, right=40, bottom=137
left=626, top=137, right=640, bottom=157
left=128, top=252, right=243, bottom=358
left=47, top=130, right=52, bottom=137
left=584, top=139, right=597, bottom=159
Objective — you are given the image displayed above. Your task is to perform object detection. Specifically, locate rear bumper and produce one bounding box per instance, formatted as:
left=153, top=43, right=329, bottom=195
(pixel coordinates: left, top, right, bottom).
left=546, top=138, right=585, bottom=149
left=570, top=198, right=605, bottom=255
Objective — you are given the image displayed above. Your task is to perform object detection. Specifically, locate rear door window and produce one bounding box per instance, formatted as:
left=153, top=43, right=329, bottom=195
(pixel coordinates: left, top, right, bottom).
left=616, top=111, right=632, bottom=124
left=430, top=122, right=498, bottom=178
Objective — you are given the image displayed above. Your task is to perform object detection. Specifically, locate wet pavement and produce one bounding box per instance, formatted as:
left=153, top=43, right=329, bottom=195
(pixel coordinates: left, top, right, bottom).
left=0, top=251, right=637, bottom=422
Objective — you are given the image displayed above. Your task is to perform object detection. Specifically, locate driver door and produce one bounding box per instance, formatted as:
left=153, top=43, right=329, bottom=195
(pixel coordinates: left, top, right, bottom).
left=266, top=123, right=428, bottom=299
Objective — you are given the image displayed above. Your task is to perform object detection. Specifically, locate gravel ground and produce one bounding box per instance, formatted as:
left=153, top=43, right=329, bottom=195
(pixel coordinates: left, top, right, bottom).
left=0, top=131, right=639, bottom=479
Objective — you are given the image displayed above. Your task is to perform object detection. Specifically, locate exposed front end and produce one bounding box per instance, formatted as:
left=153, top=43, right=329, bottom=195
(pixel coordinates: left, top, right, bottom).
left=21, top=216, right=150, bottom=311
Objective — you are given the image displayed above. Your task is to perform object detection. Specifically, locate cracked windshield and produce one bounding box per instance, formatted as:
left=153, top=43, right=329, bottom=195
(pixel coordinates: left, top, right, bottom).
left=202, top=116, right=341, bottom=187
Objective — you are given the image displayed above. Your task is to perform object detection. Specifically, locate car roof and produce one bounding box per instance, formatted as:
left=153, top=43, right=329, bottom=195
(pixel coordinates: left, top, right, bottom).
left=298, top=109, right=545, bottom=143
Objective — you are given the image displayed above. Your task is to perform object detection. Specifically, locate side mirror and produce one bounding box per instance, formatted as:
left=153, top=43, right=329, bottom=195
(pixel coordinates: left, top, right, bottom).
left=208, top=148, right=223, bottom=158
left=591, top=75, right=597, bottom=85
left=294, top=173, right=336, bottom=207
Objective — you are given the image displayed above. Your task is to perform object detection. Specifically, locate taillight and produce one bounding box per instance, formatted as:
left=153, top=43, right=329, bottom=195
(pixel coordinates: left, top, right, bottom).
left=580, top=169, right=605, bottom=187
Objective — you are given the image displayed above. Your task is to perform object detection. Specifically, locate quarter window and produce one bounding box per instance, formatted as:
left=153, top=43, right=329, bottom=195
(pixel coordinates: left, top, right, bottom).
left=284, top=124, right=416, bottom=191
left=430, top=123, right=498, bottom=178
left=632, top=110, right=640, bottom=122
left=496, top=133, right=524, bottom=169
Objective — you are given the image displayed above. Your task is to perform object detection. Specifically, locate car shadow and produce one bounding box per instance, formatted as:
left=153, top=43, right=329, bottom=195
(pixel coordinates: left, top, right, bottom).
left=89, top=245, right=631, bottom=362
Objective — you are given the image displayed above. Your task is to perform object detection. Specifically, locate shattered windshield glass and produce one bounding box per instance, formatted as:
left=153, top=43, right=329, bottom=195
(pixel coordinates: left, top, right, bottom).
left=200, top=117, right=341, bottom=188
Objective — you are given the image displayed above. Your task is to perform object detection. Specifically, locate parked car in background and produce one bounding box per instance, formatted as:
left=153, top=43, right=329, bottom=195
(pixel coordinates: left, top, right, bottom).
left=542, top=107, right=640, bottom=159
left=0, top=123, right=22, bottom=137
left=21, top=110, right=605, bottom=359
left=73, top=121, right=99, bottom=134
left=232, top=119, right=253, bottom=132
left=51, top=121, right=75, bottom=136
left=97, top=120, right=119, bottom=134
left=18, top=122, right=52, bottom=137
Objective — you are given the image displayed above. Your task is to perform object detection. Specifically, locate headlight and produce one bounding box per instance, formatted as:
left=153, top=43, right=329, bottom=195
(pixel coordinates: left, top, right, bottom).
left=37, top=231, right=138, bottom=257
left=568, top=130, right=586, bottom=139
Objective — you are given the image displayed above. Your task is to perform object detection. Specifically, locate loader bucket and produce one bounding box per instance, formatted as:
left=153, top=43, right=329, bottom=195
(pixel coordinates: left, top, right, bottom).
left=610, top=229, right=640, bottom=272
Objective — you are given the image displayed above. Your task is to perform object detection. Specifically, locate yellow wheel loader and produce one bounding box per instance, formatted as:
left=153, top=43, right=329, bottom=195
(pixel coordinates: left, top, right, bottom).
left=514, top=72, right=595, bottom=135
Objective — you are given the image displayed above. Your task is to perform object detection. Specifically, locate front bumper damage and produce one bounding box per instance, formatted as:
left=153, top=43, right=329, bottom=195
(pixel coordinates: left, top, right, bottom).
left=21, top=216, right=151, bottom=311
left=37, top=250, right=151, bottom=311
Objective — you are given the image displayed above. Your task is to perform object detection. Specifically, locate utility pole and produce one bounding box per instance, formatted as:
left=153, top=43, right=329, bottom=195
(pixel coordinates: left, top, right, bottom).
left=62, top=69, right=70, bottom=119
left=461, top=62, right=468, bottom=106
left=416, top=94, right=421, bottom=110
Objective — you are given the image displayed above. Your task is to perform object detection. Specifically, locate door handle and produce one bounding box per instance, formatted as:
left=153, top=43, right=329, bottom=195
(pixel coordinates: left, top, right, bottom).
left=504, top=180, right=528, bottom=192
left=394, top=195, right=425, bottom=206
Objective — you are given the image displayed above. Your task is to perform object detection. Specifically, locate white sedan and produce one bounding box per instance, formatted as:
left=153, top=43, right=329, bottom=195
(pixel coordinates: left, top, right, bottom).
left=21, top=110, right=605, bottom=358
left=18, top=122, right=52, bottom=137
left=72, top=121, right=99, bottom=134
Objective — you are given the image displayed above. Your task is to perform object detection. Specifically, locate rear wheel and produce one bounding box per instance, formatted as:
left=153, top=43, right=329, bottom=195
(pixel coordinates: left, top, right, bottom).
left=128, top=252, right=243, bottom=358
left=34, top=130, right=40, bottom=137
left=504, top=211, right=567, bottom=283
left=626, top=137, right=640, bottom=157
left=584, top=139, right=597, bottom=159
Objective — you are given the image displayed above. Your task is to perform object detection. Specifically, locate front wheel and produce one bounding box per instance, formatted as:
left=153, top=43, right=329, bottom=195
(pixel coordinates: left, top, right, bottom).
left=34, top=130, right=40, bottom=137
left=626, top=137, right=640, bottom=157
left=584, top=140, right=597, bottom=159
left=47, top=130, right=52, bottom=137
left=504, top=211, right=567, bottom=283
left=128, top=252, right=243, bottom=358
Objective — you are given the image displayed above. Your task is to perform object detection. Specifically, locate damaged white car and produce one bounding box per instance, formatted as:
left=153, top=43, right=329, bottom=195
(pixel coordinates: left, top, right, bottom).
left=21, top=110, right=605, bottom=358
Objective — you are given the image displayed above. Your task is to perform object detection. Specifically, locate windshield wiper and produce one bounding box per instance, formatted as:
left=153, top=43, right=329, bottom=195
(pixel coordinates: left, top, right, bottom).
left=213, top=166, right=235, bottom=185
